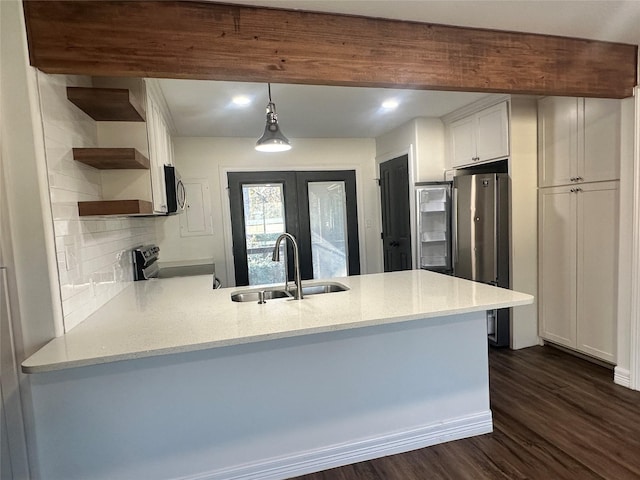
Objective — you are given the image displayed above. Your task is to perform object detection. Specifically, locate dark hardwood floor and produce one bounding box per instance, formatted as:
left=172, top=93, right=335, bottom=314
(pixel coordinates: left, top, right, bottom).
left=293, top=346, right=640, bottom=480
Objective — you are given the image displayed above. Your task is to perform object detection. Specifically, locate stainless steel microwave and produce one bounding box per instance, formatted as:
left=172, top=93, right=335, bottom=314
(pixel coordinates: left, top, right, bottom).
left=164, top=165, right=186, bottom=214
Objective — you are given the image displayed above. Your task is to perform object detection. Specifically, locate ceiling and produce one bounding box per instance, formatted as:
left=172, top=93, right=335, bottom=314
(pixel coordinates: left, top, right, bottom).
left=158, top=80, right=488, bottom=138
left=159, top=1, right=640, bottom=139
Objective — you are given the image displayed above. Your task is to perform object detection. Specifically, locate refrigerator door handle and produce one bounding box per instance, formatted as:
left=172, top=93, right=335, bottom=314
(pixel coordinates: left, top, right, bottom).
left=452, top=186, right=458, bottom=269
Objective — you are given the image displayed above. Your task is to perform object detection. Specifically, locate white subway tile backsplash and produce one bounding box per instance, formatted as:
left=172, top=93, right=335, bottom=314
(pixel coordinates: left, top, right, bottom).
left=38, top=72, right=158, bottom=333
left=51, top=203, right=79, bottom=221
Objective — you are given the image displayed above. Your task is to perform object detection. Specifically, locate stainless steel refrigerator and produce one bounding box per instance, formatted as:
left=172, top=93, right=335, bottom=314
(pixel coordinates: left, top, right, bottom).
left=453, top=173, right=510, bottom=347
left=415, top=182, right=452, bottom=274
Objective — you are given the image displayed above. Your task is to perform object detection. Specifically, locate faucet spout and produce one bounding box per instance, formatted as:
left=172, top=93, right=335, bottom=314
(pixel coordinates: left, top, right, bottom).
left=271, top=233, right=304, bottom=300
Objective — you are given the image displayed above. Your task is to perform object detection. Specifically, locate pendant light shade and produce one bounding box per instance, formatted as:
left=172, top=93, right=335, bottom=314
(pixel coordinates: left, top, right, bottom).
left=255, top=84, right=291, bottom=152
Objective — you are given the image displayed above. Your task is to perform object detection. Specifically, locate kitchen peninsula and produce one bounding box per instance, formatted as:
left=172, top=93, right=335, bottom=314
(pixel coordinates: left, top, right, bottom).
left=23, top=270, right=532, bottom=480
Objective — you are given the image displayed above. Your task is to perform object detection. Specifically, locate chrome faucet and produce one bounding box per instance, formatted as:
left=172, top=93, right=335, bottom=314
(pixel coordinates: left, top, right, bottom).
left=272, top=233, right=303, bottom=300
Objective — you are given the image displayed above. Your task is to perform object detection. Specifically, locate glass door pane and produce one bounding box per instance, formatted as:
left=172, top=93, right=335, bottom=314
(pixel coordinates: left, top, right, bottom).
left=308, top=181, right=348, bottom=279
left=242, top=183, right=286, bottom=285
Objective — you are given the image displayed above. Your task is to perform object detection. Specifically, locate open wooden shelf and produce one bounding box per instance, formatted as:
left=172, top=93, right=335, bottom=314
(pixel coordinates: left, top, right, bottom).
left=78, top=200, right=153, bottom=217
left=73, top=148, right=150, bottom=169
left=67, top=87, right=146, bottom=121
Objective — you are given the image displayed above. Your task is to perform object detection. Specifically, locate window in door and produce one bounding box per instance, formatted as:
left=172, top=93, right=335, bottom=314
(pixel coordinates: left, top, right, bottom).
left=242, top=183, right=287, bottom=285
left=228, top=170, right=360, bottom=286
left=307, top=181, right=348, bottom=279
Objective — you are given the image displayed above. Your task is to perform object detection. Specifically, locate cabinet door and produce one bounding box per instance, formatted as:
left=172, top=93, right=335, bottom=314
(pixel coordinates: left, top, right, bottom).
left=538, top=186, right=577, bottom=347
left=576, top=181, right=618, bottom=362
left=581, top=98, right=620, bottom=183
left=449, top=115, right=476, bottom=167
left=538, top=97, right=579, bottom=187
left=146, top=94, right=168, bottom=213
left=476, top=102, right=509, bottom=162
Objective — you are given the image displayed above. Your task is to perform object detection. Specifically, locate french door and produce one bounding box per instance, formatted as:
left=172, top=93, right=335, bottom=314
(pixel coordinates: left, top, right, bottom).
left=228, top=171, right=360, bottom=286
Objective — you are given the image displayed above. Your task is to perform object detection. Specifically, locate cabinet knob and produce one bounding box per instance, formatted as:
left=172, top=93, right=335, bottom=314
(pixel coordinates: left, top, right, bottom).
left=576, top=188, right=582, bottom=192
left=570, top=177, right=577, bottom=182
left=577, top=177, right=584, bottom=181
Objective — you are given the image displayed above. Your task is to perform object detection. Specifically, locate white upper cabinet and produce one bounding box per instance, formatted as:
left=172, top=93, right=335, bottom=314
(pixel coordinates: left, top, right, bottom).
left=449, top=115, right=476, bottom=167
left=146, top=82, right=175, bottom=214
left=449, top=101, right=509, bottom=168
left=538, top=97, right=620, bottom=187
left=582, top=98, right=621, bottom=184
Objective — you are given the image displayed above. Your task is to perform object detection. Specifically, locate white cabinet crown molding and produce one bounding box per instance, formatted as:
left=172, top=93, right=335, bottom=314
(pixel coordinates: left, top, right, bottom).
left=441, top=93, right=511, bottom=125
left=144, top=78, right=177, bottom=135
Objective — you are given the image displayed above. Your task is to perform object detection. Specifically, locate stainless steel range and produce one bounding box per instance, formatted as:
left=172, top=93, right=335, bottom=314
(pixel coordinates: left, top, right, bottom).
left=132, top=244, right=221, bottom=288
left=132, top=245, right=160, bottom=281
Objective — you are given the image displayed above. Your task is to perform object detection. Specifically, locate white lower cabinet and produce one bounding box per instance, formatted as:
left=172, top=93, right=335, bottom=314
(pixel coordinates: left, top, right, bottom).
left=538, top=181, right=618, bottom=363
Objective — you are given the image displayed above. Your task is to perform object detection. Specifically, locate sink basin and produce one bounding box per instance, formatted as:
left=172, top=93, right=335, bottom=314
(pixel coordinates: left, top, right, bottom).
left=230, top=282, right=349, bottom=303
left=230, top=289, right=291, bottom=303
left=296, top=282, right=349, bottom=296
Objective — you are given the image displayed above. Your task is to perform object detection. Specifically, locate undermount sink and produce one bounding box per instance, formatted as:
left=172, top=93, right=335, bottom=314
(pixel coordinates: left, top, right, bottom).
left=230, top=282, right=349, bottom=303
left=297, top=283, right=349, bottom=296
left=230, top=289, right=291, bottom=303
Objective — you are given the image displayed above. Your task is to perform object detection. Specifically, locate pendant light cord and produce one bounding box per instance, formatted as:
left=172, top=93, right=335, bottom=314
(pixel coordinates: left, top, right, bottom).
left=268, top=83, right=272, bottom=103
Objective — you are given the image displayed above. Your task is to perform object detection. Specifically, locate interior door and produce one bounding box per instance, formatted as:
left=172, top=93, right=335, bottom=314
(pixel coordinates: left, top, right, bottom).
left=228, top=170, right=360, bottom=286
left=380, top=155, right=412, bottom=271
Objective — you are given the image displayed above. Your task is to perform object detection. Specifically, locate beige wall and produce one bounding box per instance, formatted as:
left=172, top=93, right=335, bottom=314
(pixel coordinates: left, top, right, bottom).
left=1, top=0, right=60, bottom=357
left=509, top=97, right=539, bottom=349
left=415, top=118, right=447, bottom=182
left=615, top=96, right=636, bottom=385
left=157, top=137, right=381, bottom=286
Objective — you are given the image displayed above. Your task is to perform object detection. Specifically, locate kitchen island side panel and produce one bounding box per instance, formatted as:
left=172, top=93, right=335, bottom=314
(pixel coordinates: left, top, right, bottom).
left=28, top=311, right=490, bottom=480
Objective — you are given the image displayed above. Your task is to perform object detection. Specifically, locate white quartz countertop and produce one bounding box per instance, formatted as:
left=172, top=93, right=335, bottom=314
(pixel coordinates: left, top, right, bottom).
left=22, top=270, right=533, bottom=373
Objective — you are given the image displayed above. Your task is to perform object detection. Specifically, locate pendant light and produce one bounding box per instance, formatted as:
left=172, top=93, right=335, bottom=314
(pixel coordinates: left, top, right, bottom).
left=255, top=83, right=291, bottom=152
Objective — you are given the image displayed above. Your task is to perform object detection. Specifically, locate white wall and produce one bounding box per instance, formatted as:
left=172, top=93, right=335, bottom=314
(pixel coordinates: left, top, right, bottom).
left=37, top=72, right=157, bottom=332
left=1, top=1, right=61, bottom=476
left=614, top=96, right=636, bottom=386
left=375, top=117, right=446, bottom=182
left=415, top=118, right=447, bottom=182
left=156, top=137, right=381, bottom=286
left=376, top=120, right=416, bottom=161
left=0, top=0, right=60, bottom=357
left=509, top=97, right=540, bottom=349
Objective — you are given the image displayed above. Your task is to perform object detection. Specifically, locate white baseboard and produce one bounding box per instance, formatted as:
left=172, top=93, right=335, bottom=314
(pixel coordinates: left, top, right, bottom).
left=614, top=367, right=631, bottom=388
left=179, top=411, right=493, bottom=480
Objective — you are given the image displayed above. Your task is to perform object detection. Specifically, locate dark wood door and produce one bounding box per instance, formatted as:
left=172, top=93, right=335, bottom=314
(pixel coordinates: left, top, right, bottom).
left=380, top=155, right=412, bottom=271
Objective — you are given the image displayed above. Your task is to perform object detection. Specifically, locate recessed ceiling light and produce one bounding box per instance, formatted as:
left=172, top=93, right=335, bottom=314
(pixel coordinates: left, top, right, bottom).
left=381, top=99, right=399, bottom=110
left=232, top=95, right=251, bottom=106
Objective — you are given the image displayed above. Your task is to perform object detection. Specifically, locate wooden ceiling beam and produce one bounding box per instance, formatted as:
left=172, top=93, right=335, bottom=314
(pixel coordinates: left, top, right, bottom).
left=22, top=0, right=638, bottom=98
